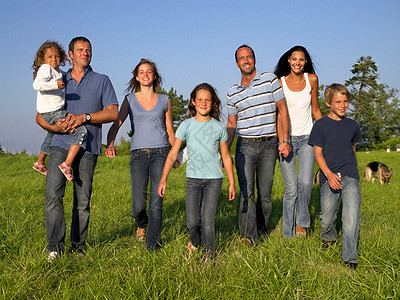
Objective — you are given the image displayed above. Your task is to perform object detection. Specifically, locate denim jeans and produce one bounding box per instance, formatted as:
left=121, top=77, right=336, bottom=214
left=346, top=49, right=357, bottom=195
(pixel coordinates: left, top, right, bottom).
left=279, top=135, right=315, bottom=237
left=41, top=109, right=87, bottom=154
left=320, top=176, right=361, bottom=263
left=130, top=148, right=168, bottom=250
left=235, top=137, right=278, bottom=244
left=45, top=146, right=97, bottom=252
left=185, top=178, right=222, bottom=256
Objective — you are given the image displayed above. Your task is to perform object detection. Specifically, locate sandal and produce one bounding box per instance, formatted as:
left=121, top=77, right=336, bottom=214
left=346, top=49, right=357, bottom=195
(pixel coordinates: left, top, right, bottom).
left=58, top=162, right=74, bottom=182
left=137, top=227, right=146, bottom=242
left=187, top=241, right=198, bottom=253
left=33, top=162, right=47, bottom=175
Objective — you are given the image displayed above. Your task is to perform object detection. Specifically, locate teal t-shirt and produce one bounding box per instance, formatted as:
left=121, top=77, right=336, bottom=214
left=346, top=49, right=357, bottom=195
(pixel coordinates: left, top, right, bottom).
left=176, top=117, right=227, bottom=179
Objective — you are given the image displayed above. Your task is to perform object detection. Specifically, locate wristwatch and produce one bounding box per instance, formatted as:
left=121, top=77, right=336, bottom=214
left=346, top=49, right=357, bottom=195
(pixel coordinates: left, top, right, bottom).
left=282, top=139, right=291, bottom=144
left=84, top=113, right=92, bottom=123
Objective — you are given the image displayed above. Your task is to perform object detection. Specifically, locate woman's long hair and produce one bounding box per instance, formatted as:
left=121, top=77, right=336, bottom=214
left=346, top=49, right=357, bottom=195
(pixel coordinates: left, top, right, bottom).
left=125, top=59, right=163, bottom=93
left=274, top=45, right=316, bottom=78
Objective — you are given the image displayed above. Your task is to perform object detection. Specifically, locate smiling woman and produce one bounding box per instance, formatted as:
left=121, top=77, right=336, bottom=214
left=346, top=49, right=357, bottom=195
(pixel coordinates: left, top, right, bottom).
left=274, top=46, right=322, bottom=239
left=105, top=58, right=175, bottom=251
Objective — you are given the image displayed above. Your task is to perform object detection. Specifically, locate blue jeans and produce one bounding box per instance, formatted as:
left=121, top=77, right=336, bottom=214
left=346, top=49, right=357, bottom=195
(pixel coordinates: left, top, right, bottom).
left=235, top=137, right=278, bottom=244
left=185, top=178, right=222, bottom=257
left=130, top=148, right=168, bottom=250
left=41, top=109, right=87, bottom=155
left=279, top=135, right=315, bottom=237
left=320, top=176, right=361, bottom=263
left=45, top=146, right=97, bottom=252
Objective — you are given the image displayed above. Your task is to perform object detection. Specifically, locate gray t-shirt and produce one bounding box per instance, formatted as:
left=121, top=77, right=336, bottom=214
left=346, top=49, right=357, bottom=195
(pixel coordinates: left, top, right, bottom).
left=126, top=93, right=169, bottom=151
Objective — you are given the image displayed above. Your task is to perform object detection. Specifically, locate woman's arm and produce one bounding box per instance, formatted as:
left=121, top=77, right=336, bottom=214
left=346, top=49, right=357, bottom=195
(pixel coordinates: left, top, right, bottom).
left=105, top=99, right=129, bottom=158
left=220, top=141, right=235, bottom=201
left=165, top=98, right=176, bottom=146
left=309, top=74, right=322, bottom=120
left=158, top=138, right=183, bottom=197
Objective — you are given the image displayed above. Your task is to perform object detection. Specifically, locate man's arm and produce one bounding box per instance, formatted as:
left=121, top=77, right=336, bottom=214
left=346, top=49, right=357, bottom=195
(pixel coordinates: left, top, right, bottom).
left=275, top=98, right=291, bottom=157
left=226, top=114, right=237, bottom=151
left=68, top=104, right=118, bottom=129
left=36, top=112, right=72, bottom=133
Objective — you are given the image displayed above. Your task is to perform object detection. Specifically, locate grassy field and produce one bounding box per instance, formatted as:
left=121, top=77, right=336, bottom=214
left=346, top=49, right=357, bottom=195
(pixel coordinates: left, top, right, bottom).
left=1, top=151, right=399, bottom=299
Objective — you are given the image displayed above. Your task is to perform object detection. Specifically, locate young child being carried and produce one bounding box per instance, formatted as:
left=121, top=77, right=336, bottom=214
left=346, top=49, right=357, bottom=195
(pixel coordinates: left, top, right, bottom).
left=158, top=83, right=235, bottom=260
left=32, top=41, right=87, bottom=182
left=308, top=84, right=362, bottom=270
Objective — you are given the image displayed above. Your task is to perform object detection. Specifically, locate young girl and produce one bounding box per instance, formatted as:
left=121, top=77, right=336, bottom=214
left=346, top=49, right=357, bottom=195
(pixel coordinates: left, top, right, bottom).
left=32, top=41, right=87, bottom=182
left=105, top=59, right=175, bottom=250
left=274, top=46, right=322, bottom=238
left=158, top=83, right=235, bottom=259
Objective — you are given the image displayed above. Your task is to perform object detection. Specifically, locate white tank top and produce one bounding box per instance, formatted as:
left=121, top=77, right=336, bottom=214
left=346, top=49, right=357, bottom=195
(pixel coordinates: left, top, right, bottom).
left=281, top=73, right=313, bottom=136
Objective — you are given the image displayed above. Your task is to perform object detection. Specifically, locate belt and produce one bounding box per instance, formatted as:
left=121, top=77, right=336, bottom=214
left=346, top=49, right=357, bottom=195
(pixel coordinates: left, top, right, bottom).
left=243, top=136, right=275, bottom=142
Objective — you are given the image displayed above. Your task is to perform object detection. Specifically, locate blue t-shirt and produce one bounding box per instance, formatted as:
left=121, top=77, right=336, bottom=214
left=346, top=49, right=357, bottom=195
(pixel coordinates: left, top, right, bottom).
left=126, top=93, right=169, bottom=151
left=176, top=118, right=227, bottom=179
left=51, top=68, right=118, bottom=154
left=308, top=116, right=362, bottom=185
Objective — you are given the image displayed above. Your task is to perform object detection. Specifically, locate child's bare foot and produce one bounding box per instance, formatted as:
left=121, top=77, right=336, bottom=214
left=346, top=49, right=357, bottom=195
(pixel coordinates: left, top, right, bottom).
left=33, top=162, right=47, bottom=176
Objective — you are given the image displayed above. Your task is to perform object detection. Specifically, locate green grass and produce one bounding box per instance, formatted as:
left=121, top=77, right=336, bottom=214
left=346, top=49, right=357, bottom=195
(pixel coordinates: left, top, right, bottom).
left=1, top=151, right=399, bottom=299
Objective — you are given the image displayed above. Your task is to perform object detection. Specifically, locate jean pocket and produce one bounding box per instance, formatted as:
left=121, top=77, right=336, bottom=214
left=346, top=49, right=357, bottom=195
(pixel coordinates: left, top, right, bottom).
left=130, top=150, right=139, bottom=160
left=158, top=147, right=169, bottom=158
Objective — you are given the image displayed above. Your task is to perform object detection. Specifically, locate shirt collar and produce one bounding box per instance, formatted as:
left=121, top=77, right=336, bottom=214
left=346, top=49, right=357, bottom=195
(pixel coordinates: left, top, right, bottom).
left=236, top=69, right=261, bottom=88
left=65, top=66, right=92, bottom=81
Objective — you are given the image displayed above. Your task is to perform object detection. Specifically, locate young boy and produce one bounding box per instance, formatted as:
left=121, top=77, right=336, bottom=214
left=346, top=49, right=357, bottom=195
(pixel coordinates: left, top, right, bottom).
left=308, top=84, right=362, bottom=270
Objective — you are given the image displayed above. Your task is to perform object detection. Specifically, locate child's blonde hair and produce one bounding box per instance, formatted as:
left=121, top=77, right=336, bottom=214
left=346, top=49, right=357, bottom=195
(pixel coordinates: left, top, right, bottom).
left=324, top=83, right=350, bottom=104
left=32, top=40, right=70, bottom=79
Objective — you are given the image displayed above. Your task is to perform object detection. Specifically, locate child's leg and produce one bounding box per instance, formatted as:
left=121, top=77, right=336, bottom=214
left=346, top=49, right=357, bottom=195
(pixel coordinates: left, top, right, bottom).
left=64, top=145, right=81, bottom=167
left=37, top=151, right=47, bottom=165
left=201, top=178, right=222, bottom=257
left=185, top=178, right=203, bottom=248
left=319, top=182, right=340, bottom=242
left=340, top=177, right=361, bottom=263
left=58, top=145, right=81, bottom=182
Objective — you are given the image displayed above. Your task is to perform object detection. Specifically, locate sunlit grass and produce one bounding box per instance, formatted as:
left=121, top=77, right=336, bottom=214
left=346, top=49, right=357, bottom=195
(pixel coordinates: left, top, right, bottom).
left=0, top=151, right=399, bottom=298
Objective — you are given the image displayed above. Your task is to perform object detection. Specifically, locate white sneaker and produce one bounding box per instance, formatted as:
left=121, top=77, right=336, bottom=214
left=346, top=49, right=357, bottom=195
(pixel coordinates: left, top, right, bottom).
left=47, top=251, right=58, bottom=262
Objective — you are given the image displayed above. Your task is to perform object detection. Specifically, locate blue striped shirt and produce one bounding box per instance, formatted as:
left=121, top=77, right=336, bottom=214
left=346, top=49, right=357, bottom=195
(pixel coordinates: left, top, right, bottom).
left=227, top=70, right=284, bottom=138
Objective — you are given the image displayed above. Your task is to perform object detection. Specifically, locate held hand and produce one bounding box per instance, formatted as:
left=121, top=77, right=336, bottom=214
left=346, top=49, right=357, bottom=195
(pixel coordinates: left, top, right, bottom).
left=228, top=185, right=236, bottom=201
left=54, top=115, right=75, bottom=133
left=57, top=81, right=65, bottom=89
left=158, top=182, right=166, bottom=197
left=278, top=143, right=291, bottom=158
left=67, top=113, right=85, bottom=129
left=326, top=172, right=341, bottom=190
left=105, top=146, right=117, bottom=158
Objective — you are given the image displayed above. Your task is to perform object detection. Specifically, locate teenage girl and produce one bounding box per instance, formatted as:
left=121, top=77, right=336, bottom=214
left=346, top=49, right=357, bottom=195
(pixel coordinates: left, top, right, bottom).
left=158, top=83, right=235, bottom=258
left=32, top=41, right=87, bottom=182
left=274, top=45, right=322, bottom=238
left=106, top=59, right=175, bottom=250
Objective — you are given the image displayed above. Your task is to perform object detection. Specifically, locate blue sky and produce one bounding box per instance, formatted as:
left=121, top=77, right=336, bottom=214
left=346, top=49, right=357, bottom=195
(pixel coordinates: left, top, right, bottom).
left=1, top=0, right=399, bottom=154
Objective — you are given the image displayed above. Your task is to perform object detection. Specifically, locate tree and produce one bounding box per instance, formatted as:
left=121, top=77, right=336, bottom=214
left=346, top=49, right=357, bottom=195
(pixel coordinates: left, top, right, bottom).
left=345, top=56, right=400, bottom=146
left=159, top=87, right=188, bottom=129
left=317, top=84, right=330, bottom=117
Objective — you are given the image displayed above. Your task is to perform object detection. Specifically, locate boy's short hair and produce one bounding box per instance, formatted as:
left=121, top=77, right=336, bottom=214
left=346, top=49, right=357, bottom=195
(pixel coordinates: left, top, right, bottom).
left=324, top=83, right=350, bottom=104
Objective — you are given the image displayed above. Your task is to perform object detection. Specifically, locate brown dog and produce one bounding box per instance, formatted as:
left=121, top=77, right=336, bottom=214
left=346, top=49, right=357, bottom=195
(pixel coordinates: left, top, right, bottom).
left=364, top=161, right=393, bottom=184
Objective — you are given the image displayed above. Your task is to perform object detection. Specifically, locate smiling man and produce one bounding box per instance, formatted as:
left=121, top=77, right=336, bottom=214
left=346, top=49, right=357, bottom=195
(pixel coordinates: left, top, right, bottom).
left=36, top=36, right=118, bottom=261
left=226, top=45, right=291, bottom=245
